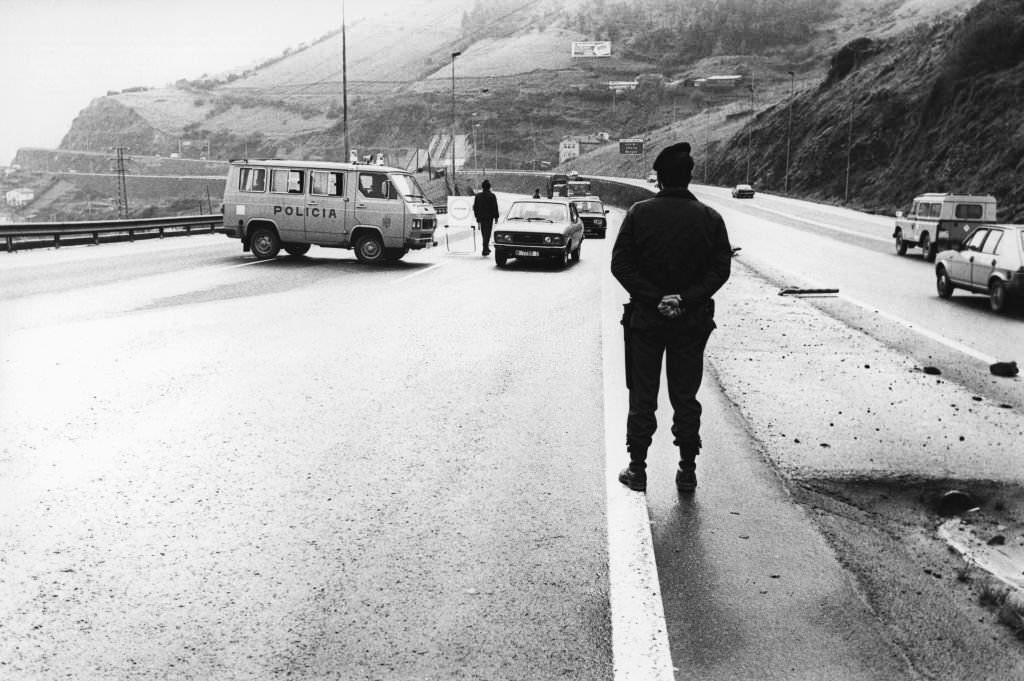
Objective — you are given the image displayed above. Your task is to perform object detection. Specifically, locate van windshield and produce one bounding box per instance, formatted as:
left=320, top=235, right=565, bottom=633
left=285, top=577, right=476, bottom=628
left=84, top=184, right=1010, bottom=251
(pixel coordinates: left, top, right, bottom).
left=390, top=174, right=427, bottom=202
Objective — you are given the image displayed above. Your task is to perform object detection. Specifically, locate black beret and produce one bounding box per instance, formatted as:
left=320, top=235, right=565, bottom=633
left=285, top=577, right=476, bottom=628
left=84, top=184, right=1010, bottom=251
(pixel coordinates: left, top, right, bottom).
left=653, top=142, right=694, bottom=173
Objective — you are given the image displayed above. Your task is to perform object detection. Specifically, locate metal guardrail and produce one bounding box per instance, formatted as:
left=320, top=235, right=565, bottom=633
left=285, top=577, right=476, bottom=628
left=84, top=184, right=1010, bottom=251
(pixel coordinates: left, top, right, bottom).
left=0, top=214, right=223, bottom=253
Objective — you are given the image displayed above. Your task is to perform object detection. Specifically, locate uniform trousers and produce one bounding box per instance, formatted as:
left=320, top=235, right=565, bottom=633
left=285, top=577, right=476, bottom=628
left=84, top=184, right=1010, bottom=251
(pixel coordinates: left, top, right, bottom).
left=626, top=323, right=712, bottom=458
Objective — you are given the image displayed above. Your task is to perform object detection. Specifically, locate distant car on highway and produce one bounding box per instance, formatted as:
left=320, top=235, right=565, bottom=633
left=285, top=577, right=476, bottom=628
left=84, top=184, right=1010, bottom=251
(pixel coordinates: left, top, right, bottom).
left=571, top=198, right=609, bottom=239
left=646, top=170, right=657, bottom=184
left=934, top=223, right=1024, bottom=313
left=493, top=198, right=584, bottom=268
left=731, top=184, right=755, bottom=198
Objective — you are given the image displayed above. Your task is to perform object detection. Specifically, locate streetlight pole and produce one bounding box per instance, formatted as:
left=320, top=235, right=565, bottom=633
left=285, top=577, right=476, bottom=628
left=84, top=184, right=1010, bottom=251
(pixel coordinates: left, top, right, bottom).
left=785, top=70, right=795, bottom=194
left=704, top=108, right=710, bottom=184
left=450, top=51, right=460, bottom=193
left=342, top=0, right=349, bottom=161
left=745, top=74, right=755, bottom=185
left=844, top=50, right=863, bottom=204
left=473, top=123, right=479, bottom=169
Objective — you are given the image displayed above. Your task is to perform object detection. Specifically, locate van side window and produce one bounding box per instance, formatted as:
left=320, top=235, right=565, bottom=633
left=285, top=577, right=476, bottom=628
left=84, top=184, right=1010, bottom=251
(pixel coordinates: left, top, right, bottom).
left=271, top=169, right=305, bottom=194
left=955, top=204, right=983, bottom=220
left=981, top=229, right=1003, bottom=255
left=358, top=172, right=394, bottom=200
left=239, top=167, right=266, bottom=192
left=311, top=171, right=344, bottom=197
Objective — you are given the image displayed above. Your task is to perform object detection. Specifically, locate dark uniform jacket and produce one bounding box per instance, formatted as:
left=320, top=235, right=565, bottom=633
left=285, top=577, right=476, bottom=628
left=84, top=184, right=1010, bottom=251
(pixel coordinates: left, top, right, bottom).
left=472, top=189, right=499, bottom=222
left=611, top=188, right=732, bottom=329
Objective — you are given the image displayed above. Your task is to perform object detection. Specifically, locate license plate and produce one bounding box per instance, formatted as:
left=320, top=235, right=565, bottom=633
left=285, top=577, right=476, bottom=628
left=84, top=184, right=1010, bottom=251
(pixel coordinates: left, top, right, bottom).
left=515, top=249, right=540, bottom=257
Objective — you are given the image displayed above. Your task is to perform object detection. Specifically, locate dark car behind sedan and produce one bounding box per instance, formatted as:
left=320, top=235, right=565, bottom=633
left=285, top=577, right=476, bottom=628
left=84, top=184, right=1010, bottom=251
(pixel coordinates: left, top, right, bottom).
left=571, top=198, right=609, bottom=239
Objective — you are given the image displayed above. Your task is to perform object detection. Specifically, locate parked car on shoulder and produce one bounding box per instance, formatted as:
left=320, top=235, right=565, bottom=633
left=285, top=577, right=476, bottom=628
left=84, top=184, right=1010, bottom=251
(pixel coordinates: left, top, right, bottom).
left=492, top=198, right=584, bottom=268
left=571, top=197, right=609, bottom=238
left=731, top=184, right=755, bottom=198
left=894, top=193, right=997, bottom=262
left=934, top=223, right=1024, bottom=313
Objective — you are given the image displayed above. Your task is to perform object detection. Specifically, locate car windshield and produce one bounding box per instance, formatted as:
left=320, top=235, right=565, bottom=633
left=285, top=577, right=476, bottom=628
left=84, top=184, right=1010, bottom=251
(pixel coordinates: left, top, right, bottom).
left=573, top=201, right=602, bottom=212
left=389, top=173, right=427, bottom=201
left=506, top=201, right=568, bottom=222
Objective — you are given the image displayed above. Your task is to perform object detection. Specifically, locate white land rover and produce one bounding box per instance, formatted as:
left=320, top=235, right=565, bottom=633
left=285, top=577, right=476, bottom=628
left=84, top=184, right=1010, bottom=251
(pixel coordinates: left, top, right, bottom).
left=893, top=193, right=997, bottom=262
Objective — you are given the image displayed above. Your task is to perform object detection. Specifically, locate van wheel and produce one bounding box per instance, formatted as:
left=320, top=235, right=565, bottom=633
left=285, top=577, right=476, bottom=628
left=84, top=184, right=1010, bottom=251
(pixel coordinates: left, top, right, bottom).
left=989, top=280, right=1008, bottom=313
left=354, top=234, right=384, bottom=264
left=284, top=243, right=310, bottom=256
left=250, top=226, right=281, bottom=259
left=936, top=267, right=954, bottom=299
left=895, top=232, right=907, bottom=255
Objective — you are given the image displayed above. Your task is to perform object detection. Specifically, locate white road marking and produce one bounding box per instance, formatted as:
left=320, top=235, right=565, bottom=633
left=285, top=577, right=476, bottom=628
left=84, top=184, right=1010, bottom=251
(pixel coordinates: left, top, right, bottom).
left=601, top=262, right=675, bottom=681
left=704, top=197, right=893, bottom=245
left=742, top=256, right=1000, bottom=365
left=393, top=263, right=443, bottom=283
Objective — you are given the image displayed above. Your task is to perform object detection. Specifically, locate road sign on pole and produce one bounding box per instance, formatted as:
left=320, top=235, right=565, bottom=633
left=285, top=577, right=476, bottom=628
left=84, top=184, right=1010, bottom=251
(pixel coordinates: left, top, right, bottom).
left=619, top=138, right=644, bottom=155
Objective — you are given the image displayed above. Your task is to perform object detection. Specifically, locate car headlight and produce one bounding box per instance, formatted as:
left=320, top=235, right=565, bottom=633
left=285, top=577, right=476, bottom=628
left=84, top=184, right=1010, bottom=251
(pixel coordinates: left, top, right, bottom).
left=543, top=235, right=564, bottom=245
left=495, top=233, right=510, bottom=242
left=594, top=218, right=604, bottom=227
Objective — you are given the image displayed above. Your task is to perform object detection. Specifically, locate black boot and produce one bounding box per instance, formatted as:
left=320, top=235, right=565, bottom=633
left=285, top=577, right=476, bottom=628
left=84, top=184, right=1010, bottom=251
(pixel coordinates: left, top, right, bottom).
left=676, top=447, right=699, bottom=493
left=619, top=463, right=647, bottom=492
left=619, top=446, right=647, bottom=492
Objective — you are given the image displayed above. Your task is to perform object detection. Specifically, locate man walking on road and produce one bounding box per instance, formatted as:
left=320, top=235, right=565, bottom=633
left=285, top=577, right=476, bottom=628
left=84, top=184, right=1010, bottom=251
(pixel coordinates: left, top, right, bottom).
left=611, top=142, right=732, bottom=493
left=473, top=179, right=500, bottom=256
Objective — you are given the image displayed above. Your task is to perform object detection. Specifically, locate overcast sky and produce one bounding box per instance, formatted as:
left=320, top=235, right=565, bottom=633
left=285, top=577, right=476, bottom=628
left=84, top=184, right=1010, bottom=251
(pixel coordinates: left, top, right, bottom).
left=0, top=0, right=385, bottom=165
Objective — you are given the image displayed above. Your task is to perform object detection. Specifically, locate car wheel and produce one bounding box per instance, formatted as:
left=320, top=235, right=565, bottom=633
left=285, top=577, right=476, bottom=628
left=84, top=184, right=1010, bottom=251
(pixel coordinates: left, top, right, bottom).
left=250, top=226, right=281, bottom=260
left=571, top=241, right=581, bottom=263
left=989, top=279, right=1008, bottom=313
left=283, top=243, right=311, bottom=256
left=559, top=246, right=570, bottom=269
left=936, top=267, right=954, bottom=299
left=354, top=234, right=384, bottom=264
left=920, top=233, right=935, bottom=262
left=495, top=251, right=508, bottom=267
left=895, top=233, right=907, bottom=256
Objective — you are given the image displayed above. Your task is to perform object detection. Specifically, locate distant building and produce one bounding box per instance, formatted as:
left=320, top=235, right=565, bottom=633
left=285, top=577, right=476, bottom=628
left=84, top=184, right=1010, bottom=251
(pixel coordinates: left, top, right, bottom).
left=5, top=188, right=34, bottom=208
left=694, top=75, right=744, bottom=90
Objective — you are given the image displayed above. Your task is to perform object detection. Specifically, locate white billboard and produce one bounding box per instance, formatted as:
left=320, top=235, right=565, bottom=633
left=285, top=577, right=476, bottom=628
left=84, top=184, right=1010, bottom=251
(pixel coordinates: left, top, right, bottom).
left=571, top=41, right=611, bottom=57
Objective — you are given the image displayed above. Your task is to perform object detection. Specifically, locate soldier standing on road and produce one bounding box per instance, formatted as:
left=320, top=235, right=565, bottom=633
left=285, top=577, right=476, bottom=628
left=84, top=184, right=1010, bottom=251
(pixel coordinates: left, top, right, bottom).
left=473, top=179, right=500, bottom=256
left=611, top=142, right=732, bottom=493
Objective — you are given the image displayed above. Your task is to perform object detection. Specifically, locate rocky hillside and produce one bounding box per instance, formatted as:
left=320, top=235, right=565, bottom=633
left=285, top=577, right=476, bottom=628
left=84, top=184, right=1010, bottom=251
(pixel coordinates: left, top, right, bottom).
left=15, top=0, right=1018, bottom=222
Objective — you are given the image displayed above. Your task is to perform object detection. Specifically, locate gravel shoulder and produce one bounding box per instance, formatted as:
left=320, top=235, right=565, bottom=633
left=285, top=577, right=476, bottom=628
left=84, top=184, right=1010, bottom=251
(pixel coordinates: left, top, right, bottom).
left=709, top=259, right=1024, bottom=679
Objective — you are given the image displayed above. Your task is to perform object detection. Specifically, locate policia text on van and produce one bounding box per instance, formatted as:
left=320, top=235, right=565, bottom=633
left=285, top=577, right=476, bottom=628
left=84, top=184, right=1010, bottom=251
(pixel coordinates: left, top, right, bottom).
left=218, top=159, right=438, bottom=263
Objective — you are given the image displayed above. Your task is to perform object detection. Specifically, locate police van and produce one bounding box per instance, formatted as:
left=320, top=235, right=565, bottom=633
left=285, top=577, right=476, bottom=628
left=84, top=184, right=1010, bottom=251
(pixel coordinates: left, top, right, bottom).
left=893, top=193, right=997, bottom=261
left=219, top=159, right=437, bottom=263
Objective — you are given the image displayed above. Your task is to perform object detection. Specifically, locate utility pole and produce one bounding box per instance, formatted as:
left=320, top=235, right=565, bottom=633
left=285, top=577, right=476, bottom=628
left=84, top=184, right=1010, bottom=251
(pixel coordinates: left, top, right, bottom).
left=112, top=146, right=130, bottom=219
left=785, top=71, right=795, bottom=194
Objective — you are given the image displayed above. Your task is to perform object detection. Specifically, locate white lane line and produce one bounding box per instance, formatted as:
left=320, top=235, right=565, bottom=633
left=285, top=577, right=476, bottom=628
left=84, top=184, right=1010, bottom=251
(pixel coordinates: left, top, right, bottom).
left=207, top=258, right=274, bottom=273
left=393, top=263, right=443, bottom=284
left=703, top=196, right=892, bottom=245
left=602, top=265, right=675, bottom=681
left=840, top=293, right=999, bottom=365
left=742, top=257, right=1000, bottom=365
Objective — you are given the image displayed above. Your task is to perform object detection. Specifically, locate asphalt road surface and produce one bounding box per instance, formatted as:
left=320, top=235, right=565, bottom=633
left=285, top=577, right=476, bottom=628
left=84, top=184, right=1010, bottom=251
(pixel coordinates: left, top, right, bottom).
left=2, top=187, right=1023, bottom=680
